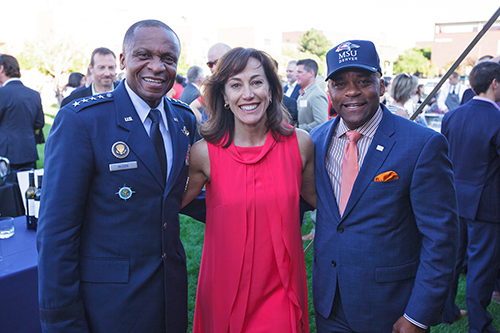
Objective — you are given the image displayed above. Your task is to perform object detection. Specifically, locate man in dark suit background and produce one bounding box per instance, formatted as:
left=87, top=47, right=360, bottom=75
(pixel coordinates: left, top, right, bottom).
left=60, top=47, right=118, bottom=108
left=460, top=55, right=494, bottom=106
left=37, top=20, right=200, bottom=332
left=284, top=59, right=301, bottom=100
left=311, top=40, right=458, bottom=332
left=179, top=65, right=204, bottom=105
left=441, top=61, right=500, bottom=333
left=0, top=54, right=44, bottom=173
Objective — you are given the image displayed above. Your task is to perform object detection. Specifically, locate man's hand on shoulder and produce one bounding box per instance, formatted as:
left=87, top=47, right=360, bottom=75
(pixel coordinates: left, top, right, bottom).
left=392, top=316, right=426, bottom=333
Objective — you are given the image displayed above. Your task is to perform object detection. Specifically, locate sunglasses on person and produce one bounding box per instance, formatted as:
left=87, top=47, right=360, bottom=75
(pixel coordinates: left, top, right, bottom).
left=206, top=59, right=218, bottom=69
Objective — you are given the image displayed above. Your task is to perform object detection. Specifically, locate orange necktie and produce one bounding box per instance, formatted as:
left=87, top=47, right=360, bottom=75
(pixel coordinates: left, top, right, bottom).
left=339, top=131, right=362, bottom=216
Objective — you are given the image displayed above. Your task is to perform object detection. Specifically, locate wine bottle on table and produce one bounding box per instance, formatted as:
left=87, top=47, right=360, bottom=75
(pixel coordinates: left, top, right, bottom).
left=26, top=171, right=37, bottom=230
left=33, top=174, right=43, bottom=230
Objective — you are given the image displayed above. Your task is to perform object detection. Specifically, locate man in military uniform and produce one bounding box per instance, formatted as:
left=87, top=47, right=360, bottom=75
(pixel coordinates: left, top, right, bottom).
left=37, top=20, right=200, bottom=332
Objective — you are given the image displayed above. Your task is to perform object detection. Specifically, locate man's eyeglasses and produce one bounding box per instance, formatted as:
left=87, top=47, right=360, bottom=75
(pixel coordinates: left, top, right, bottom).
left=207, top=59, right=218, bottom=69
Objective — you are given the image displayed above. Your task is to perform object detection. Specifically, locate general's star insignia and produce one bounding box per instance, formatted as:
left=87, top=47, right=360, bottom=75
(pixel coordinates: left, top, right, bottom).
left=98, top=95, right=105, bottom=99
left=81, top=98, right=89, bottom=103
left=72, top=101, right=81, bottom=107
left=90, top=96, right=97, bottom=101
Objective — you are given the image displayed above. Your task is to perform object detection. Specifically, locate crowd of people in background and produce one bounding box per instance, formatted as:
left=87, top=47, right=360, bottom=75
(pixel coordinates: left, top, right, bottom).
left=2, top=18, right=500, bottom=333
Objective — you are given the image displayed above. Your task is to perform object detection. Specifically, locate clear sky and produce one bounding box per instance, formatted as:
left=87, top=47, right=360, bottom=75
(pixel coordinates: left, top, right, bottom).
left=2, top=0, right=498, bottom=51
left=177, top=0, right=499, bottom=49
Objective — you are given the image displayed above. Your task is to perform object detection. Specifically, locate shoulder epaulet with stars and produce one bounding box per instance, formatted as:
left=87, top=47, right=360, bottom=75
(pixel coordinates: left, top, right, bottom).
left=166, top=97, right=194, bottom=115
left=68, top=92, right=114, bottom=113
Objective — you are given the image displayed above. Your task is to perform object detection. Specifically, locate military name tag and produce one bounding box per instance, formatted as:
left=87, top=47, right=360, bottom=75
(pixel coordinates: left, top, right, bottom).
left=109, top=161, right=138, bottom=172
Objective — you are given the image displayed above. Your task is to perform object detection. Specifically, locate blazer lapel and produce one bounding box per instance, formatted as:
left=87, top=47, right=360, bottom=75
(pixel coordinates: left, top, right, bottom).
left=341, top=107, right=396, bottom=219
left=164, top=99, right=189, bottom=195
left=316, top=117, right=342, bottom=223
left=113, top=83, right=165, bottom=188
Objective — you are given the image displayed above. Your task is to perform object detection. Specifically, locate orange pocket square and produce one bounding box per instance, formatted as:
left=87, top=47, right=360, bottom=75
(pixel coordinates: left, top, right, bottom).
left=374, top=171, right=399, bottom=182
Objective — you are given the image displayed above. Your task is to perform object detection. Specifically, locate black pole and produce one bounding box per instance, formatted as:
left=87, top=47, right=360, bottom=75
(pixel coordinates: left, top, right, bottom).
left=410, top=6, right=500, bottom=121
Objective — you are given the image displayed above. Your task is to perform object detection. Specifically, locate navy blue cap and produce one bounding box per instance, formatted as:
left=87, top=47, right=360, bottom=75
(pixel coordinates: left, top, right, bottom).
left=326, top=40, right=382, bottom=80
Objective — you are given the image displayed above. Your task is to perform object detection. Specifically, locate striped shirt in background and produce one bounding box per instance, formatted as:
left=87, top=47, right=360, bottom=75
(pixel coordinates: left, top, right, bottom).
left=326, top=107, right=383, bottom=209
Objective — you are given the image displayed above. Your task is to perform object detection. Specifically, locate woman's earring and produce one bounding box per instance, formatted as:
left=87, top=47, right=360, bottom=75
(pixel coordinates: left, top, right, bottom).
left=224, top=102, right=230, bottom=109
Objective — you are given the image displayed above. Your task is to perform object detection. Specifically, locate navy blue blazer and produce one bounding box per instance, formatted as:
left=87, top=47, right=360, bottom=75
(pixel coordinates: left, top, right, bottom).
left=460, top=88, right=476, bottom=105
left=0, top=80, right=44, bottom=164
left=310, top=106, right=458, bottom=332
left=178, top=83, right=200, bottom=105
left=442, top=98, right=500, bottom=222
left=284, top=83, right=301, bottom=101
left=37, top=82, right=198, bottom=332
left=283, top=95, right=298, bottom=125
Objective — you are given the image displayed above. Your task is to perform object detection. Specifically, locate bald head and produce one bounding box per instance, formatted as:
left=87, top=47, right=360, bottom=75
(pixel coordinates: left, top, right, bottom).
left=207, top=43, right=231, bottom=73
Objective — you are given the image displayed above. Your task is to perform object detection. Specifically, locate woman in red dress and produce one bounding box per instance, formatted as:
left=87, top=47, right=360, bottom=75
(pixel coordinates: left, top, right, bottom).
left=182, top=48, right=316, bottom=333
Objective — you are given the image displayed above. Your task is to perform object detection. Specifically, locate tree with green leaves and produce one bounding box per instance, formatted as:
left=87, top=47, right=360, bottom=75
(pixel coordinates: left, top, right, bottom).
left=17, top=37, right=88, bottom=106
left=17, top=37, right=87, bottom=78
left=298, top=29, right=332, bottom=59
left=393, top=47, right=434, bottom=76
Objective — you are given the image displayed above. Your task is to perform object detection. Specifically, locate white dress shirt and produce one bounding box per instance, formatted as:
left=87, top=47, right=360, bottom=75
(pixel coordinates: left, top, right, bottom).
left=124, top=81, right=173, bottom=180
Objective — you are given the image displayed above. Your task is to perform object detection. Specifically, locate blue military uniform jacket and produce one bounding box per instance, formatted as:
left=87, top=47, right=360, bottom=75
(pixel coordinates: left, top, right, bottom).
left=37, top=81, right=199, bottom=332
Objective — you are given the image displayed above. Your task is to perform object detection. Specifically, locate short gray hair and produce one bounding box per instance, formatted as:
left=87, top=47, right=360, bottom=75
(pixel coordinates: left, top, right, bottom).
left=187, top=66, right=203, bottom=83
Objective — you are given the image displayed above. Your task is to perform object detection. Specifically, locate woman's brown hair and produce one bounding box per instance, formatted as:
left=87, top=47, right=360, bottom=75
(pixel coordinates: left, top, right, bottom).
left=200, top=48, right=292, bottom=147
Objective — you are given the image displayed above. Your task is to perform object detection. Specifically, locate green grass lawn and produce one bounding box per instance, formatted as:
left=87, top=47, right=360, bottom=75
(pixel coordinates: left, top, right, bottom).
left=38, top=107, right=499, bottom=332
left=180, top=214, right=500, bottom=332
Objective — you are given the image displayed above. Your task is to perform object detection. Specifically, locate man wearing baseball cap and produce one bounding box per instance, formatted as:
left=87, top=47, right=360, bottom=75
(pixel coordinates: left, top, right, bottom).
left=309, top=40, right=459, bottom=332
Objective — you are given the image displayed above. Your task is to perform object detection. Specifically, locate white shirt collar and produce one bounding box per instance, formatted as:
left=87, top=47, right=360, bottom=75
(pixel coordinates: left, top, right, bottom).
left=91, top=82, right=115, bottom=95
left=287, top=81, right=297, bottom=90
left=2, top=77, right=21, bottom=87
left=473, top=96, right=500, bottom=112
left=124, top=80, right=169, bottom=132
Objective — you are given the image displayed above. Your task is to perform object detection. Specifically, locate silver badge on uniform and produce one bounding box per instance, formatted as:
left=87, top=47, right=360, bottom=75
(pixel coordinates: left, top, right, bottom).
left=116, top=184, right=135, bottom=201
left=112, top=141, right=130, bottom=159
left=182, top=126, right=189, bottom=136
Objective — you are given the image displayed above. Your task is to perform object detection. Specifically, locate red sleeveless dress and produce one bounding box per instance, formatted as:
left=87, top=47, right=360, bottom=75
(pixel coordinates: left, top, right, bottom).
left=193, top=130, right=309, bottom=333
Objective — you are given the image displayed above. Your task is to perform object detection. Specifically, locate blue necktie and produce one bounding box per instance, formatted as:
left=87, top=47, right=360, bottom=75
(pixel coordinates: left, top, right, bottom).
left=148, top=109, right=167, bottom=183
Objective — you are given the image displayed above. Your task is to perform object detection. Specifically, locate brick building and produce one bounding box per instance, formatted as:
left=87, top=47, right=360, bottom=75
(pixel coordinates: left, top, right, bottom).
left=420, top=20, right=500, bottom=74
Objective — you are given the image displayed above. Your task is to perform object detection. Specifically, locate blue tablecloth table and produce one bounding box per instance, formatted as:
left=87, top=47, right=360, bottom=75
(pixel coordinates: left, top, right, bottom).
left=0, top=216, right=41, bottom=332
